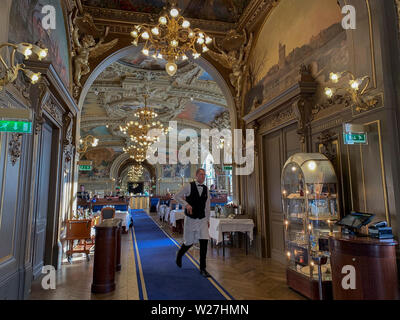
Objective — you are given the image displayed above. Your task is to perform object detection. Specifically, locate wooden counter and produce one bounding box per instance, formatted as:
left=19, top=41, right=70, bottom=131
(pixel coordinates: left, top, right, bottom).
left=329, top=234, right=399, bottom=300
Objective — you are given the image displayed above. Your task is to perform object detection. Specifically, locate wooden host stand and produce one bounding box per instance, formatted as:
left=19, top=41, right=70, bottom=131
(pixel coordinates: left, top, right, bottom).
left=329, top=234, right=399, bottom=300
left=91, top=219, right=122, bottom=294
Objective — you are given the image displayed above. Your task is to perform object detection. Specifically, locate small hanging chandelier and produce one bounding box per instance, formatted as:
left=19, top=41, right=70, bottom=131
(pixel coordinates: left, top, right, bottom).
left=119, top=95, right=167, bottom=148
left=127, top=164, right=144, bottom=181
left=123, top=145, right=148, bottom=163
left=130, top=1, right=212, bottom=76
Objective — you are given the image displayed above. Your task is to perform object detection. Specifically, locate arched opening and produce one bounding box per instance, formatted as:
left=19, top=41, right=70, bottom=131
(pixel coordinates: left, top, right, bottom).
left=77, top=44, right=239, bottom=200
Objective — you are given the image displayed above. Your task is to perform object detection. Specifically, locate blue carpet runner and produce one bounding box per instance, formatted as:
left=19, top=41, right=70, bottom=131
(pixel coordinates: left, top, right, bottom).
left=130, top=209, right=233, bottom=300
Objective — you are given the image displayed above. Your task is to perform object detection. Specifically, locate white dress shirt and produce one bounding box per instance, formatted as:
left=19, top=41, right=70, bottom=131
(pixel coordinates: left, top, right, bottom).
left=174, top=181, right=211, bottom=220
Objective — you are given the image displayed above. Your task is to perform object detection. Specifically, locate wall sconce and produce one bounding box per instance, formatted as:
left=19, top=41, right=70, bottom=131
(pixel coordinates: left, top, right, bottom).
left=0, top=42, right=48, bottom=91
left=324, top=71, right=374, bottom=112
left=77, top=135, right=99, bottom=154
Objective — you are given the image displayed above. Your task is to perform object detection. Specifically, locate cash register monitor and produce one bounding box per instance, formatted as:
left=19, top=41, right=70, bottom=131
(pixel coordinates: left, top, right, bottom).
left=337, top=211, right=375, bottom=231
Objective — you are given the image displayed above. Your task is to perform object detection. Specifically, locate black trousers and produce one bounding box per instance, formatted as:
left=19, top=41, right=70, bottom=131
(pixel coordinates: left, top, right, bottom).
left=177, top=239, right=208, bottom=270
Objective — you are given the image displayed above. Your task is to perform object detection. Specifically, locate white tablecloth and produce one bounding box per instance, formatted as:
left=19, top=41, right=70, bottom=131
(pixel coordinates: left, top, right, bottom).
left=209, top=217, right=254, bottom=244
left=169, top=209, right=185, bottom=227
left=115, top=211, right=130, bottom=228
left=157, top=204, right=167, bottom=220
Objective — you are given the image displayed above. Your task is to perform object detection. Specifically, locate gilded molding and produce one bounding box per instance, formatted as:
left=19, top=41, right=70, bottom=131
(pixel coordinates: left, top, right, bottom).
left=8, top=133, right=22, bottom=166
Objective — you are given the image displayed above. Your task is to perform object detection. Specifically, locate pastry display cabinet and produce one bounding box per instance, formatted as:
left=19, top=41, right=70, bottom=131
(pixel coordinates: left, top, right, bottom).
left=281, top=153, right=340, bottom=299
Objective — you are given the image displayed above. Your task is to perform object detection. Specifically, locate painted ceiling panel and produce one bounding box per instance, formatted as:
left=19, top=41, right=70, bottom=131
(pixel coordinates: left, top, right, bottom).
left=177, top=101, right=226, bottom=124
left=82, top=0, right=251, bottom=23
left=82, top=125, right=112, bottom=136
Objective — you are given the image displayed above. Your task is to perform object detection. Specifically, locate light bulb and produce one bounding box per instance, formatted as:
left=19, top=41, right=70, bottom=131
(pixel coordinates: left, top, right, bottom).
left=157, top=53, right=163, bottom=59
left=350, top=79, right=361, bottom=91
left=131, top=30, right=138, bottom=38
left=181, top=55, right=188, bottom=61
left=170, top=8, right=179, bottom=18
left=325, top=87, right=334, bottom=98
left=188, top=32, right=195, bottom=38
left=307, top=161, right=317, bottom=171
left=193, top=53, right=200, bottom=59
left=329, top=72, right=340, bottom=83
left=206, top=36, right=212, bottom=44
left=17, top=43, right=33, bottom=58
left=171, top=40, right=179, bottom=47
left=141, top=32, right=150, bottom=40
left=23, top=69, right=40, bottom=84
left=32, top=45, right=48, bottom=60
left=197, top=37, right=205, bottom=45
left=142, top=49, right=149, bottom=56
left=165, top=62, right=177, bottom=76
left=202, top=45, right=209, bottom=52
left=159, top=16, right=167, bottom=24
left=182, top=20, right=190, bottom=28
left=151, top=27, right=159, bottom=35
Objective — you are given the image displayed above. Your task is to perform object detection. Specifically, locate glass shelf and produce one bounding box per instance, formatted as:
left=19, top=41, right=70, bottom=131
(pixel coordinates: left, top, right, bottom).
left=281, top=153, right=340, bottom=281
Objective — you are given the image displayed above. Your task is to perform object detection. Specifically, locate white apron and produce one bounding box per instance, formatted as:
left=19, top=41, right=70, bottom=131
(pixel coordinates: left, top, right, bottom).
left=183, top=215, right=209, bottom=246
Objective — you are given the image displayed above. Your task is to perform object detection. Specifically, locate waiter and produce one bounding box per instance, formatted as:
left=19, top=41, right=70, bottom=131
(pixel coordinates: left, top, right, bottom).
left=175, top=168, right=211, bottom=278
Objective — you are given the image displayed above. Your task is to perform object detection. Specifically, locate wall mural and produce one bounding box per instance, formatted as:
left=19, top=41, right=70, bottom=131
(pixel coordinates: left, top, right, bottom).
left=246, top=0, right=349, bottom=114
left=9, top=0, right=71, bottom=90
left=177, top=101, right=226, bottom=124
left=83, top=0, right=250, bottom=22
left=79, top=148, right=121, bottom=180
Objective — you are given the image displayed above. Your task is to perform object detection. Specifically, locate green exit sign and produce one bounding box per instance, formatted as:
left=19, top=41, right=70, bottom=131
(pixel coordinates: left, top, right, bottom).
left=0, top=120, right=32, bottom=134
left=344, top=133, right=368, bottom=145
left=79, top=165, right=92, bottom=171
left=223, top=166, right=233, bottom=171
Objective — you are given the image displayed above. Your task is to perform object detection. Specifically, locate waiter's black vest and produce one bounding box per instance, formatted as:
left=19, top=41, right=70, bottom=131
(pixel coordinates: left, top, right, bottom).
left=185, top=182, right=208, bottom=219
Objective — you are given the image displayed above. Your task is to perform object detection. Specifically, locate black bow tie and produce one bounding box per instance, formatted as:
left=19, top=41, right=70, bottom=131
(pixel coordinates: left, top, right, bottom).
left=197, top=184, right=205, bottom=187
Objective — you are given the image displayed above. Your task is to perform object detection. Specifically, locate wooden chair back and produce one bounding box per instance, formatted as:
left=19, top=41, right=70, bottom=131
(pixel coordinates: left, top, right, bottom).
left=101, top=207, right=115, bottom=220
left=65, top=220, right=91, bottom=240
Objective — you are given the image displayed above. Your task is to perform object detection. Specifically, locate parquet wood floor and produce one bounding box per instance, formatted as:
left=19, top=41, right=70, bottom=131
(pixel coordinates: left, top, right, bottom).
left=29, top=211, right=303, bottom=300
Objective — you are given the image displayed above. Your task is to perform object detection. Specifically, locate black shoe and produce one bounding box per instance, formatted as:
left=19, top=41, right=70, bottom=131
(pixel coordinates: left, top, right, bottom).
left=176, top=251, right=182, bottom=268
left=200, top=269, right=211, bottom=278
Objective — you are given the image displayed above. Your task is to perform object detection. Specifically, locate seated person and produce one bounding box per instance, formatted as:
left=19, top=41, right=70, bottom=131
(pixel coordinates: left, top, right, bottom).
left=77, top=185, right=90, bottom=201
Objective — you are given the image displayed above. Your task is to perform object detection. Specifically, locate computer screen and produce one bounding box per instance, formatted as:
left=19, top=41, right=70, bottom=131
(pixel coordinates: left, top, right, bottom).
left=337, top=212, right=375, bottom=229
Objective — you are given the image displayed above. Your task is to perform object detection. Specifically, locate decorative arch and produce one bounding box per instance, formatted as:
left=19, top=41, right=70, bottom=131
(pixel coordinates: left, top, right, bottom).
left=109, top=152, right=156, bottom=181
left=77, top=45, right=237, bottom=129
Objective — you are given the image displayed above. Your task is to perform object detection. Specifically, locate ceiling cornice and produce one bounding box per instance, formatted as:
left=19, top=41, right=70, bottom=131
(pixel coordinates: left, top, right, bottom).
left=82, top=5, right=235, bottom=37
left=237, top=0, right=279, bottom=31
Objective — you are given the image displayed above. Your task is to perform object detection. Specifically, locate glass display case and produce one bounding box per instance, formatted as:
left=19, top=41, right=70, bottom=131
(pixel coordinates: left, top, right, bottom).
left=281, top=153, right=340, bottom=299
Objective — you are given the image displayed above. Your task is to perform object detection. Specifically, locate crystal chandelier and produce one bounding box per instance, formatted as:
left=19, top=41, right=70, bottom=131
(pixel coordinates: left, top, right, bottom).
left=119, top=95, right=167, bottom=148
left=123, top=145, right=148, bottom=163
left=130, top=1, right=212, bottom=76
left=127, top=165, right=144, bottom=182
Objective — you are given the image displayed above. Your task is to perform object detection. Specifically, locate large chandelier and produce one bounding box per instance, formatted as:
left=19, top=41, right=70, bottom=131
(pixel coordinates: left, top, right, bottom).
left=123, top=145, right=148, bottom=163
left=120, top=95, right=167, bottom=148
left=130, top=1, right=212, bottom=76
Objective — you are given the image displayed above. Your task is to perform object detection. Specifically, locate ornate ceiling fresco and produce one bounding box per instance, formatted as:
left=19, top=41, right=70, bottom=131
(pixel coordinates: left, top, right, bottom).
left=82, top=0, right=251, bottom=23
left=81, top=50, right=230, bottom=151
